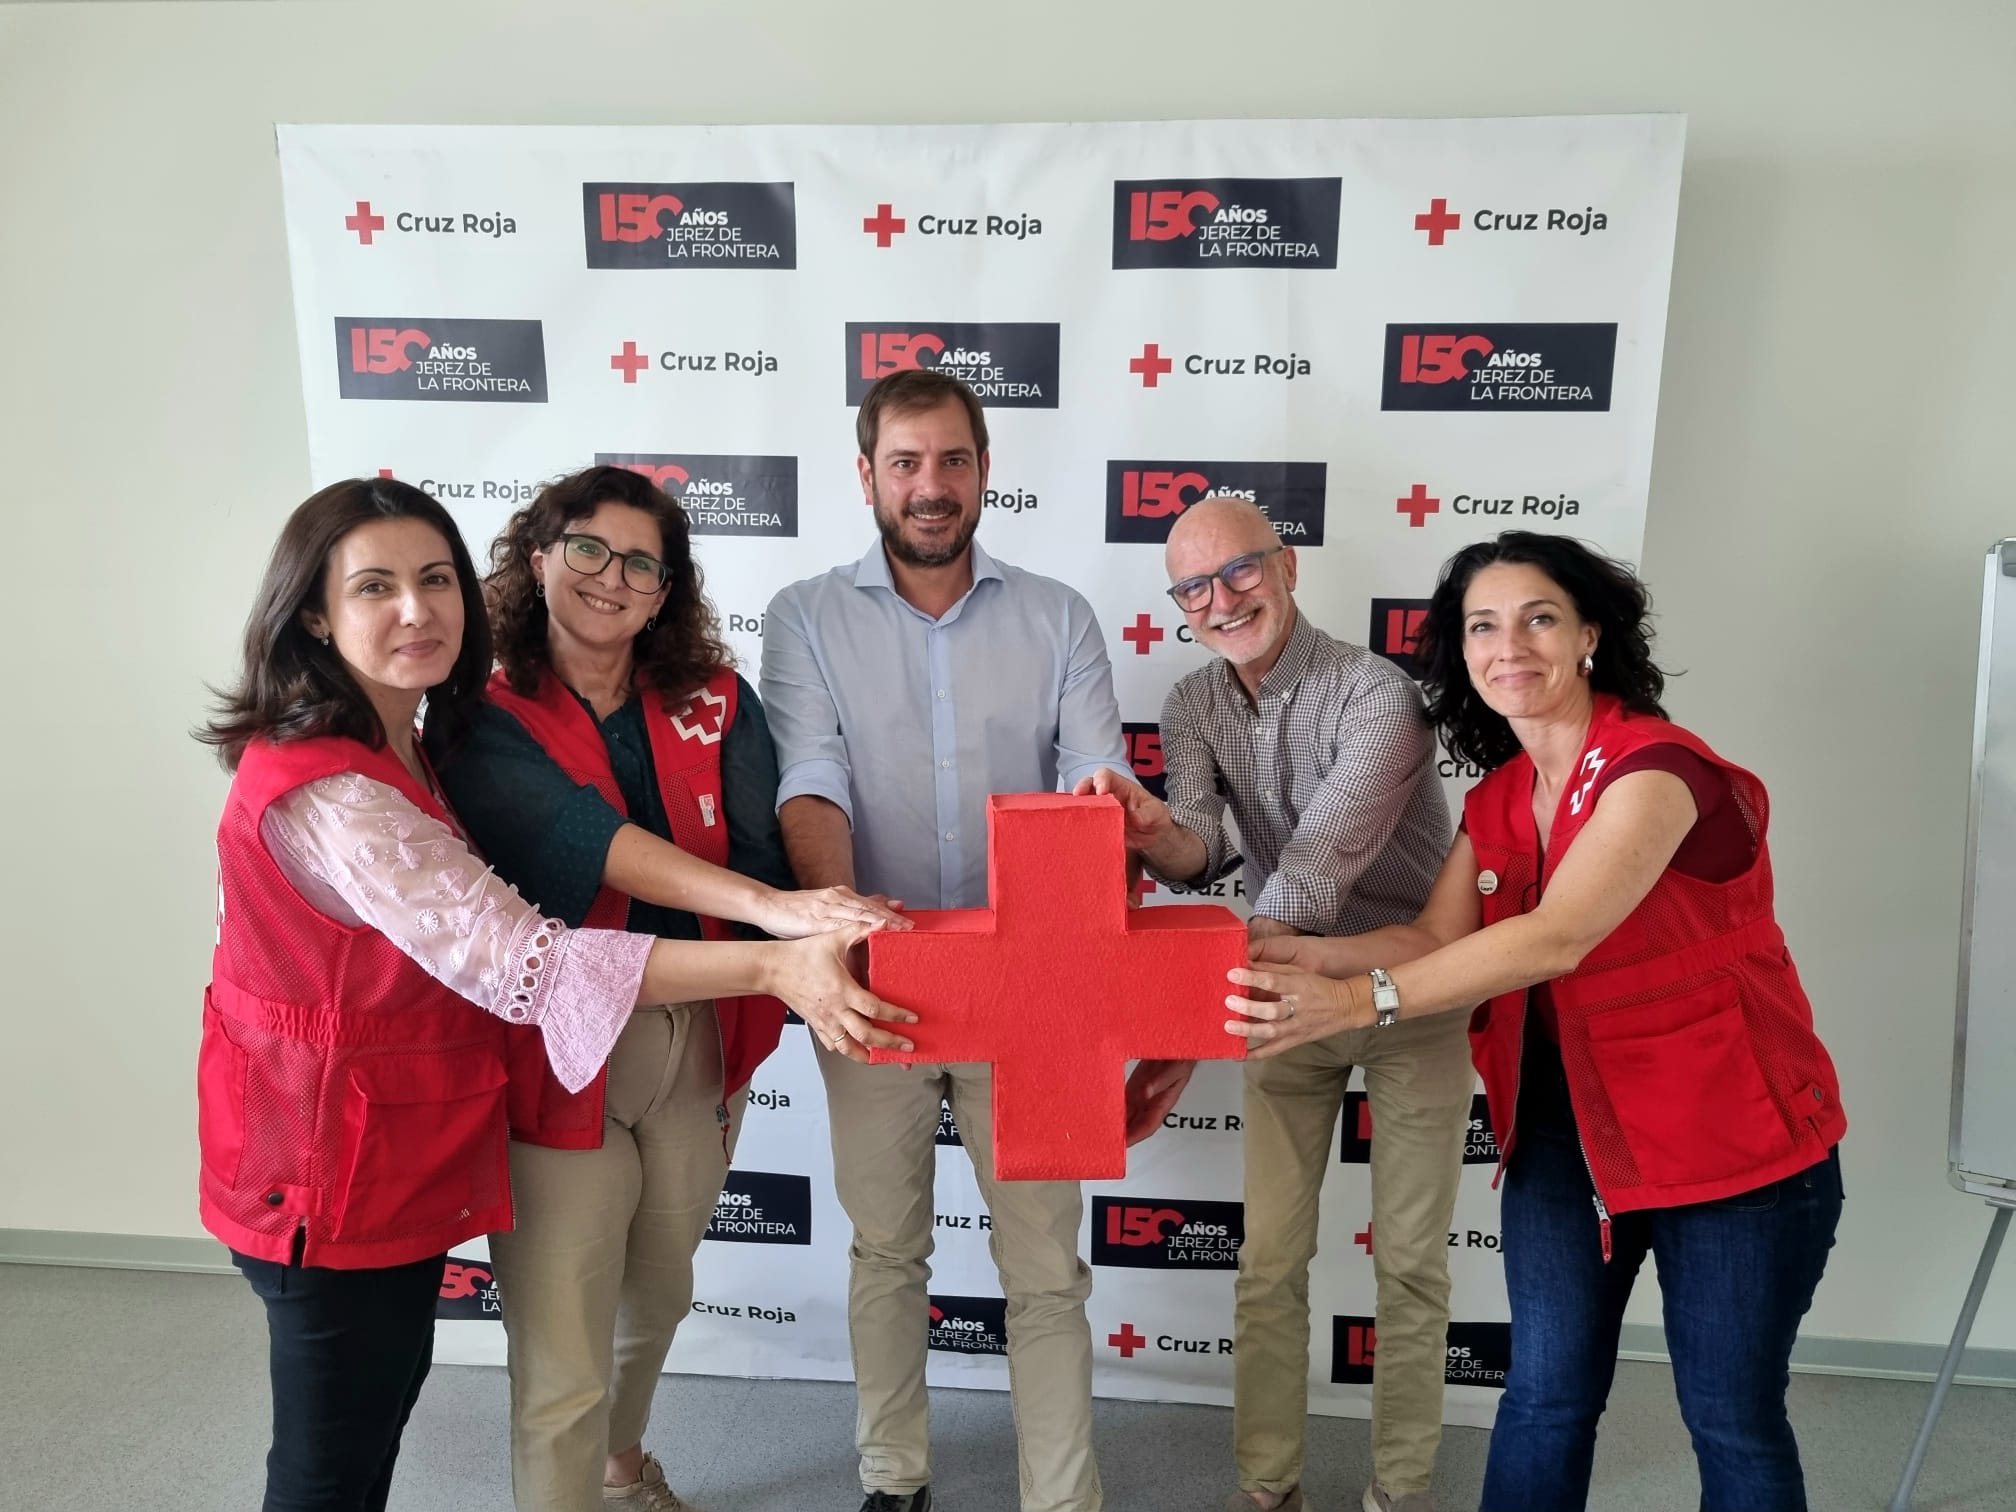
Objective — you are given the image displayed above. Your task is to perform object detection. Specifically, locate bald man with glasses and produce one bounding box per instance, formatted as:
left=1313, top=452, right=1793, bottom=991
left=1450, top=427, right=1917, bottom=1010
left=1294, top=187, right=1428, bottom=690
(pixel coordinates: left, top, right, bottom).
left=1078, top=499, right=1468, bottom=1512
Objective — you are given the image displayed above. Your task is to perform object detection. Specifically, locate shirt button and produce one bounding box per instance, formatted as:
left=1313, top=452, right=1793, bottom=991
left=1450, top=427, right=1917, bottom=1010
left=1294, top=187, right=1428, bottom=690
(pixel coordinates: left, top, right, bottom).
left=944, top=831, right=956, bottom=842
left=936, top=690, right=948, bottom=700
left=265, top=1192, right=284, bottom=1207
left=941, top=759, right=954, bottom=769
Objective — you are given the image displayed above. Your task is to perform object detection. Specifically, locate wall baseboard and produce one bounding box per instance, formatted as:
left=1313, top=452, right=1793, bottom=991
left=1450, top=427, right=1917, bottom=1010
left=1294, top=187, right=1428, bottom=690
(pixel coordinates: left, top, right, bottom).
left=5, top=1228, right=2010, bottom=1387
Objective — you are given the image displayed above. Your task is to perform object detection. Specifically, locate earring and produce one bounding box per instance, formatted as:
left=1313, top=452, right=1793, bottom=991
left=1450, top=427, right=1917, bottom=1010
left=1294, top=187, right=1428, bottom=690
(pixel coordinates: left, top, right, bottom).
left=534, top=583, right=544, bottom=599
left=319, top=636, right=331, bottom=647
left=643, top=615, right=657, bottom=632
left=1580, top=653, right=1594, bottom=676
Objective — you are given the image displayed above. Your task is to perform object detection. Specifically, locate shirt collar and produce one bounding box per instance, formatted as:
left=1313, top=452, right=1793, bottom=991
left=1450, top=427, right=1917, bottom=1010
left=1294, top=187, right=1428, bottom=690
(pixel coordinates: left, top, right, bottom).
left=852, top=537, right=1005, bottom=593
left=1217, top=606, right=1323, bottom=702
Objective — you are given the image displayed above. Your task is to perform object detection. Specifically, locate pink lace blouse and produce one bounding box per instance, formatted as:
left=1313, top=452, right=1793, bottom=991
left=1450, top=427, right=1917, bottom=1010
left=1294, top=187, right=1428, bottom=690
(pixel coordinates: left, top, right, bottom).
left=259, top=772, right=649, bottom=1093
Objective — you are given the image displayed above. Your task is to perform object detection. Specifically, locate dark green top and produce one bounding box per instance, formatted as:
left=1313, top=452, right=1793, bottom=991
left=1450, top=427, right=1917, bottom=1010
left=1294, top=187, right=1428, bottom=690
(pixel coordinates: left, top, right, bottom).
left=427, top=674, right=793, bottom=937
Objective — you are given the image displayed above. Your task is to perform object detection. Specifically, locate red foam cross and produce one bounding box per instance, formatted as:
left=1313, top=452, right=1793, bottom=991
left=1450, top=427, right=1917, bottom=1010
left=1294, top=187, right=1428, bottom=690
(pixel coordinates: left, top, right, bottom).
left=868, top=794, right=1247, bottom=1180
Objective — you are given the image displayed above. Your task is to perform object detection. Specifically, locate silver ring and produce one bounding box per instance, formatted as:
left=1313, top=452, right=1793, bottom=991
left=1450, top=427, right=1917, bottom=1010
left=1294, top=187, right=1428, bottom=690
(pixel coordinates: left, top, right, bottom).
left=1284, top=1001, right=1297, bottom=1020
left=830, top=1031, right=847, bottom=1050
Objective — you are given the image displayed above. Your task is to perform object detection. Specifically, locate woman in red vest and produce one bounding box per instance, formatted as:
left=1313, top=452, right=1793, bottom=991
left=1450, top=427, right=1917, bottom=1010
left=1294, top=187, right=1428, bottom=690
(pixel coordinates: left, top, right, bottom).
left=423, top=464, right=906, bottom=1512
left=198, top=477, right=910, bottom=1512
left=1223, top=532, right=1845, bottom=1512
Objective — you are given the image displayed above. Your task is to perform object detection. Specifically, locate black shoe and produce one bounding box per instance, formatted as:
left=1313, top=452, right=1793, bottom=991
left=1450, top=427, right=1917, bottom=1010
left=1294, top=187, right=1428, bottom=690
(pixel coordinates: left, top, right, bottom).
left=859, top=1490, right=932, bottom=1512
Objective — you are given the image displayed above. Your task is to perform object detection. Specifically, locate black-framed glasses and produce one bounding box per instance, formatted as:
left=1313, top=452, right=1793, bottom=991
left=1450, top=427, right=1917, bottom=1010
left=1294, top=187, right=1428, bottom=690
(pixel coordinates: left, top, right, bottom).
left=555, top=534, right=669, bottom=594
left=1167, top=546, right=1283, bottom=611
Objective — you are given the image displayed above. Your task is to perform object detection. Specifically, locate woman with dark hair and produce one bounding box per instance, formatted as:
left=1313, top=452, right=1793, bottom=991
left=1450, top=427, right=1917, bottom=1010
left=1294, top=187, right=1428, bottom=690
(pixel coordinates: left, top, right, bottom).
left=424, top=464, right=903, bottom=1512
left=1221, top=531, right=1846, bottom=1511
left=197, top=477, right=909, bottom=1512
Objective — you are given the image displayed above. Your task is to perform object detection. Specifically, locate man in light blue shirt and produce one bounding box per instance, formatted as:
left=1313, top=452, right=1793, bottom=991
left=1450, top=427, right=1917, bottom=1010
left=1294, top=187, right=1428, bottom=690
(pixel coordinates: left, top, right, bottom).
left=761, top=370, right=1126, bottom=1512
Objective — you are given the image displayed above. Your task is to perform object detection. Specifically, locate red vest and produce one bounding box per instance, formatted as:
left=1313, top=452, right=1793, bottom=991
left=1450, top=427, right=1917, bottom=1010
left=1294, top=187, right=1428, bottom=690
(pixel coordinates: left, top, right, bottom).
left=199, top=737, right=511, bottom=1269
left=483, top=667, right=787, bottom=1149
left=1465, top=695, right=1847, bottom=1221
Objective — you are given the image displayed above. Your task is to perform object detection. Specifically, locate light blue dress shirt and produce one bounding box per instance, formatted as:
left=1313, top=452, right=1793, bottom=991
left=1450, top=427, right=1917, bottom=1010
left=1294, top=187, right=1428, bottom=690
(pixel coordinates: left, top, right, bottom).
left=761, top=540, right=1128, bottom=910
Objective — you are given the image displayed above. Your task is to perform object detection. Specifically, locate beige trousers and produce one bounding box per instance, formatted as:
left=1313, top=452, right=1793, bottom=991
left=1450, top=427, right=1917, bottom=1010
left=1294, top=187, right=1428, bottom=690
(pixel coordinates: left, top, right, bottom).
left=817, top=1046, right=1102, bottom=1512
left=489, top=1002, right=742, bottom=1512
left=1234, top=1009, right=1474, bottom=1499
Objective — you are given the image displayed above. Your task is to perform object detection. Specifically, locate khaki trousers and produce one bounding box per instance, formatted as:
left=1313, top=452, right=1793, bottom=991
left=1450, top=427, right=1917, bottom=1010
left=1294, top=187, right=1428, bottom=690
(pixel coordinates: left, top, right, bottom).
left=1234, top=1010, right=1474, bottom=1499
left=489, top=1002, right=742, bottom=1512
left=817, top=1046, right=1102, bottom=1512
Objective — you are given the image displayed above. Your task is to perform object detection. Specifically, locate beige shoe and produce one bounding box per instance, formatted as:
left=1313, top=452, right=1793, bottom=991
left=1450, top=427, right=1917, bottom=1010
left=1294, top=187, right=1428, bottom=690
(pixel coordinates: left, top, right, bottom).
left=1362, top=1484, right=1435, bottom=1512
left=605, top=1453, right=702, bottom=1512
left=1225, top=1490, right=1305, bottom=1512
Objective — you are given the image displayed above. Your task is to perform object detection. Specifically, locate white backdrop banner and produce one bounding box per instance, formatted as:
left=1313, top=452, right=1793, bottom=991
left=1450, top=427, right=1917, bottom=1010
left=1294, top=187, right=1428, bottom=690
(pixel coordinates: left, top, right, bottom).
left=278, top=116, right=1684, bottom=1429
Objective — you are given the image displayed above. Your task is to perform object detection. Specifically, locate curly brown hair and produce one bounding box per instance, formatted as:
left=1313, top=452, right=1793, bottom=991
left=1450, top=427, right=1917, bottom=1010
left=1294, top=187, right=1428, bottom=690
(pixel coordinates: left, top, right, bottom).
left=485, top=464, right=731, bottom=698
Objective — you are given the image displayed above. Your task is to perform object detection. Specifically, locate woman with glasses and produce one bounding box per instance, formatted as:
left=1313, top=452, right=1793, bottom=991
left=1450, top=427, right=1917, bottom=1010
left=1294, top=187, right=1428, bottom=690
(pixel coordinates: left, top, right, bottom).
left=197, top=476, right=909, bottom=1512
left=426, top=464, right=905, bottom=1512
left=1222, top=532, right=1846, bottom=1512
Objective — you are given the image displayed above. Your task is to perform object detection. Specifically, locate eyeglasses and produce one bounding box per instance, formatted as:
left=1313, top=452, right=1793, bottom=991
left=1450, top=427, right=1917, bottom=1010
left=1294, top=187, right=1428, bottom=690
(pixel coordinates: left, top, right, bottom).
left=1167, top=547, right=1283, bottom=611
left=554, top=534, right=669, bottom=594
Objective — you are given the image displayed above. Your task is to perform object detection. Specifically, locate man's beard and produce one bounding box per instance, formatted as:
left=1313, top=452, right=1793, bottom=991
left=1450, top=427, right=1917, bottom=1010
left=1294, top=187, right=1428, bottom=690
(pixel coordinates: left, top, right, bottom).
left=874, top=492, right=980, bottom=568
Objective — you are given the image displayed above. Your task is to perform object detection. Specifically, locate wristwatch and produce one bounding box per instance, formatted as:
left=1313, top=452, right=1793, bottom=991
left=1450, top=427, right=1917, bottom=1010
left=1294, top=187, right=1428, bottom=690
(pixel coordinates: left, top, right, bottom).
left=1368, top=968, right=1401, bottom=1029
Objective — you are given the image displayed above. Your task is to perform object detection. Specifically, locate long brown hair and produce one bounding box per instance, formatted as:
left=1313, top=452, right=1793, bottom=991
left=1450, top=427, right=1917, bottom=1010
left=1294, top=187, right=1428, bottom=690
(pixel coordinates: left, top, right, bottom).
left=196, top=477, right=492, bottom=771
left=486, top=464, right=731, bottom=698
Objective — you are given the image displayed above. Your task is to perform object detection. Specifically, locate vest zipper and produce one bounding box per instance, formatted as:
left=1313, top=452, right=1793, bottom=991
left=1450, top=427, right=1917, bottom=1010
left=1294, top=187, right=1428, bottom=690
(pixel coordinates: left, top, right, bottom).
left=1579, top=1138, right=1614, bottom=1263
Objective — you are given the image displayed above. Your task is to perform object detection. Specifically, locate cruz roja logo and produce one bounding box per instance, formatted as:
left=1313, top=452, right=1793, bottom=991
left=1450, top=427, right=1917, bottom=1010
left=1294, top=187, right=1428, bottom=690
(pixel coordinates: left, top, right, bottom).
left=927, top=1295, right=1009, bottom=1355
left=1381, top=323, right=1617, bottom=411
left=606, top=341, right=779, bottom=382
left=1112, top=177, right=1342, bottom=269
left=691, top=1300, right=798, bottom=1325
left=1330, top=1317, right=1512, bottom=1389
left=1412, top=196, right=1610, bottom=245
left=860, top=202, right=1043, bottom=246
left=582, top=181, right=797, bottom=268
left=1127, top=341, right=1311, bottom=387
left=704, top=1171, right=812, bottom=1245
left=1090, top=1197, right=1244, bottom=1269
left=1106, top=1321, right=1233, bottom=1360
left=596, top=453, right=799, bottom=539
left=384, top=471, right=541, bottom=506
left=1106, top=461, right=1327, bottom=545
left=335, top=318, right=547, bottom=403
left=845, top=322, right=1061, bottom=408
left=1394, top=482, right=1583, bottom=528
left=343, top=199, right=516, bottom=245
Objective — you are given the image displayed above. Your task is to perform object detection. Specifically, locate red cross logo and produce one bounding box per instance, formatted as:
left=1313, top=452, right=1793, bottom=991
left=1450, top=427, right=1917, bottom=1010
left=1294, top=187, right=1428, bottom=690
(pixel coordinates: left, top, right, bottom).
left=1121, top=614, right=1165, bottom=655
left=867, top=795, right=1247, bottom=1179
left=1108, top=1323, right=1149, bottom=1358
left=670, top=687, right=728, bottom=745
left=1397, top=484, right=1440, bottom=527
left=1129, top=343, right=1174, bottom=388
left=611, top=342, right=650, bottom=383
left=1355, top=1223, right=1375, bottom=1255
left=376, top=468, right=395, bottom=479
left=1414, top=197, right=1461, bottom=246
left=345, top=200, right=386, bottom=245
left=863, top=203, right=906, bottom=247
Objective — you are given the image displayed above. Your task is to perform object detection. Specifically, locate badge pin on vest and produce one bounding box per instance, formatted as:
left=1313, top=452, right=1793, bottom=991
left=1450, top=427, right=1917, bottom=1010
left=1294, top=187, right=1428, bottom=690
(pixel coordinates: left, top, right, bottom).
left=699, top=794, right=717, bottom=827
left=1478, top=869, right=1500, bottom=895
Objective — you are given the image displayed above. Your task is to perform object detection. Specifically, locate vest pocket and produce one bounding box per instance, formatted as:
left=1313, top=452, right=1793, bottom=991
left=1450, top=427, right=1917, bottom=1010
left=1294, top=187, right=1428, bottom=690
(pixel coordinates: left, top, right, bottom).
left=1582, top=975, right=1792, bottom=1187
left=333, top=1052, right=508, bottom=1241
left=195, top=996, right=249, bottom=1189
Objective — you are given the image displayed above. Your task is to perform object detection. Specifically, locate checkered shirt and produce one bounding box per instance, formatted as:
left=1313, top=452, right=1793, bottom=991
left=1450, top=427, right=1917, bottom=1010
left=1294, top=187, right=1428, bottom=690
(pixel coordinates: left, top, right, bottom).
left=1153, top=611, right=1452, bottom=934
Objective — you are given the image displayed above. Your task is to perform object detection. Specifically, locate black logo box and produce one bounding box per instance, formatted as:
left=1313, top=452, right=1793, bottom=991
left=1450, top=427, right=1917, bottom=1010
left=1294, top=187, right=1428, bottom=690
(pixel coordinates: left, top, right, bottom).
left=1369, top=598, right=1433, bottom=680
left=335, top=317, right=547, bottom=403
left=594, top=453, right=799, bottom=539
left=1120, top=721, right=1168, bottom=801
left=1111, top=177, right=1342, bottom=269
left=1380, top=322, right=1617, bottom=411
left=1340, top=1091, right=1500, bottom=1166
left=581, top=182, right=797, bottom=269
left=704, top=1170, right=811, bottom=1245
left=844, top=322, right=1061, bottom=408
left=1105, top=461, right=1328, bottom=546
left=928, top=1293, right=1008, bottom=1355
left=434, top=1254, right=500, bottom=1322
left=1331, top=1316, right=1512, bottom=1387
left=1089, top=1195, right=1245, bottom=1269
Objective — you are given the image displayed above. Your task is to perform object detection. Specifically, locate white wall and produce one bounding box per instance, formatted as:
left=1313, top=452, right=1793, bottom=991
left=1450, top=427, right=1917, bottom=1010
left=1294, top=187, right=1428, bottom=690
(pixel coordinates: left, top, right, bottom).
left=3, top=0, right=2012, bottom=1352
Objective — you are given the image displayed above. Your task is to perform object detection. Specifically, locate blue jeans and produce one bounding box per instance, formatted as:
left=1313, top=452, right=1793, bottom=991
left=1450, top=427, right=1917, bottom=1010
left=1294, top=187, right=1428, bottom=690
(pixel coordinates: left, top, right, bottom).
left=1480, top=1040, right=1843, bottom=1512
